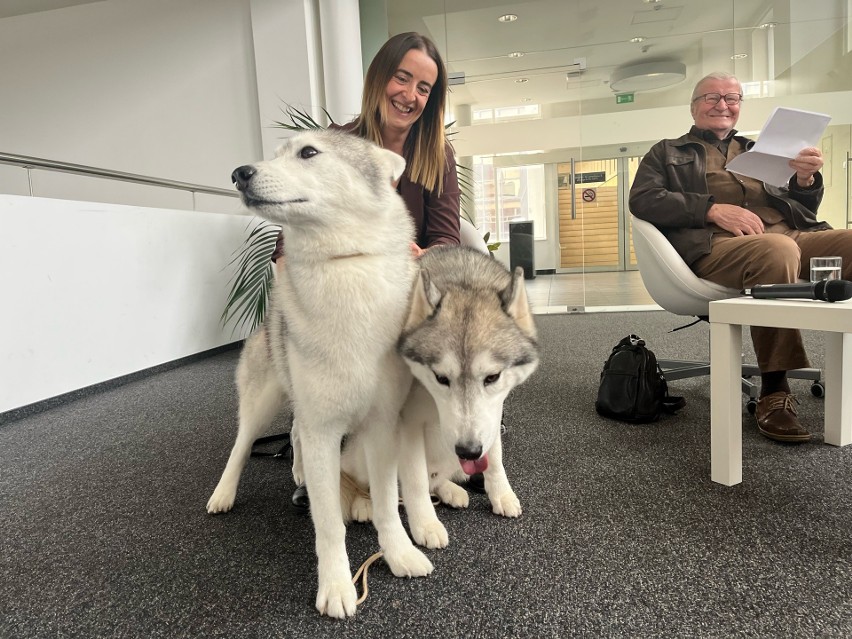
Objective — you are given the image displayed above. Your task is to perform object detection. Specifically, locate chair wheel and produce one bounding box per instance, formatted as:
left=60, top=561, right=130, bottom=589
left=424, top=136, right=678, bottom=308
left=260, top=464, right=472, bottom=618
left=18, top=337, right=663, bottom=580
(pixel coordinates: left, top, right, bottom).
left=746, top=399, right=757, bottom=414
left=811, top=382, right=825, bottom=398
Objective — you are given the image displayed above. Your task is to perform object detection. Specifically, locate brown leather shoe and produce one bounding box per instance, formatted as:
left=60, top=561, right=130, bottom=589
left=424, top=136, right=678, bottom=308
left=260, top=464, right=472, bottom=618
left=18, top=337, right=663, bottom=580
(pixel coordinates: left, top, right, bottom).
left=755, top=391, right=811, bottom=442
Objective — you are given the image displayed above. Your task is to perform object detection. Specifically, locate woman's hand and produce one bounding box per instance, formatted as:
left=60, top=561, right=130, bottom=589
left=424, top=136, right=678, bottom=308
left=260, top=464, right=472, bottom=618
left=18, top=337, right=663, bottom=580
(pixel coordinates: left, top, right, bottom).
left=789, top=146, right=822, bottom=187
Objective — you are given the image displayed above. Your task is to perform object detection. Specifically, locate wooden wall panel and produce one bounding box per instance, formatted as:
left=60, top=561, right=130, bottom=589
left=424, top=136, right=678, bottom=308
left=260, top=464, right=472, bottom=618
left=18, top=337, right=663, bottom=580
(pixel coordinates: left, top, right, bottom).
left=558, top=184, right=619, bottom=268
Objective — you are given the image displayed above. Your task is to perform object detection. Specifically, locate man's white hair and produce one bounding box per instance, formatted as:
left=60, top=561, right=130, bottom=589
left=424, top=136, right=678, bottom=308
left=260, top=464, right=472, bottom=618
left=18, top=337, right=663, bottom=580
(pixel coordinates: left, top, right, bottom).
left=691, top=72, right=743, bottom=101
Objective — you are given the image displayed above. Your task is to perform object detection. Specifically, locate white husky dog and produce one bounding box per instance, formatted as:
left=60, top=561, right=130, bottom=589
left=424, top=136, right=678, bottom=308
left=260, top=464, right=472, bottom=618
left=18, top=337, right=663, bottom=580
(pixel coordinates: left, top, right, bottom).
left=206, top=130, right=431, bottom=618
left=336, top=246, right=540, bottom=549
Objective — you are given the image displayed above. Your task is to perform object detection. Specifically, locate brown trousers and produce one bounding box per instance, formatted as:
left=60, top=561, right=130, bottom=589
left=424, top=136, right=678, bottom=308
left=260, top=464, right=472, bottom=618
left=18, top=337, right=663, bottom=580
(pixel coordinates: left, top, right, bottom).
left=693, top=225, right=852, bottom=372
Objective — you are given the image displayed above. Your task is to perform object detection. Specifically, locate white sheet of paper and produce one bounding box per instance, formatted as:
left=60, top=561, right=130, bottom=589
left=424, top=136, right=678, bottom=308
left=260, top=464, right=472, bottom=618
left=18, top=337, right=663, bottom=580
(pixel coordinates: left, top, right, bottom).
left=725, top=107, right=831, bottom=187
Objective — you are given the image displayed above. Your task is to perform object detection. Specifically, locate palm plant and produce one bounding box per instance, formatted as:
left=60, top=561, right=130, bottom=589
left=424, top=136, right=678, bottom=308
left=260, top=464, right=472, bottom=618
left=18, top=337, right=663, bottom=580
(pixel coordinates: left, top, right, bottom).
left=220, top=219, right=280, bottom=336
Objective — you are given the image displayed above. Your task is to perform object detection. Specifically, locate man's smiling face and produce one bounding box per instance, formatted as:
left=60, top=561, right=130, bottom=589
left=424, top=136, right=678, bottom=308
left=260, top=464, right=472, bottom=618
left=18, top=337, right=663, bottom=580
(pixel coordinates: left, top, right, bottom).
left=690, top=77, right=742, bottom=139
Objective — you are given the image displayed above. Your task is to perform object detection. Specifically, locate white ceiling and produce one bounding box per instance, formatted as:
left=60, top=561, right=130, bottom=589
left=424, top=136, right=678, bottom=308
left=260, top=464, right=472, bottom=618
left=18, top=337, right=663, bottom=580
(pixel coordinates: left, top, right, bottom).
left=386, top=0, right=775, bottom=109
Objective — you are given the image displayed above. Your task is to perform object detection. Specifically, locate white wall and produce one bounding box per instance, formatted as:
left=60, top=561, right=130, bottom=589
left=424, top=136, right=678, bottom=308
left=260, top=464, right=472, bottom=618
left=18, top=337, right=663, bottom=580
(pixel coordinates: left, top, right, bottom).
left=0, top=0, right=321, bottom=413
left=0, top=195, right=254, bottom=413
left=0, top=0, right=262, bottom=191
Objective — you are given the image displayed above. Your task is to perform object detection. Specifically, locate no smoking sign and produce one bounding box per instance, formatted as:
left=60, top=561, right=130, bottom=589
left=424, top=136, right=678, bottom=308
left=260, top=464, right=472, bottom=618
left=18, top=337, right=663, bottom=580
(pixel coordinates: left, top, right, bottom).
left=582, top=188, right=596, bottom=202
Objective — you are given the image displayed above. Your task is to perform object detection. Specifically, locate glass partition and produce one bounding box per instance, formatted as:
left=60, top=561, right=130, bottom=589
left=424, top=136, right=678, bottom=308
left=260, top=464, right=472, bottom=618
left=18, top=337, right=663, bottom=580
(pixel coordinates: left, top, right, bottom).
left=385, top=0, right=852, bottom=311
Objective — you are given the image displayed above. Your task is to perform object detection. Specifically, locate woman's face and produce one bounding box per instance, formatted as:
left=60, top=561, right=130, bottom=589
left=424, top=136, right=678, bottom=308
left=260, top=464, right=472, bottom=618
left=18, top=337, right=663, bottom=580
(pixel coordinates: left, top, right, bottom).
left=383, top=48, right=438, bottom=137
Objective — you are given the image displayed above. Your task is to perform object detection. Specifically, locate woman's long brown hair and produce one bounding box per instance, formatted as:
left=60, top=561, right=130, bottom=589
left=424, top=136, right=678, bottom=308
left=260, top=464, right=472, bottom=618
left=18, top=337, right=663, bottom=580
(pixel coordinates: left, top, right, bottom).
left=353, top=32, right=449, bottom=193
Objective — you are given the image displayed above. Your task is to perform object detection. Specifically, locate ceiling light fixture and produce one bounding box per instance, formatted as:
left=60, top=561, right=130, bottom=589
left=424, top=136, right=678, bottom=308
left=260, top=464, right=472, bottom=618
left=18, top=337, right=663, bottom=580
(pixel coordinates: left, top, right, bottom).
left=515, top=78, right=529, bottom=83
left=508, top=51, right=525, bottom=58
left=630, top=36, right=646, bottom=43
left=731, top=53, right=748, bottom=60
left=521, top=97, right=532, bottom=102
left=759, top=22, right=777, bottom=29
left=609, top=61, right=686, bottom=92
left=498, top=14, right=518, bottom=22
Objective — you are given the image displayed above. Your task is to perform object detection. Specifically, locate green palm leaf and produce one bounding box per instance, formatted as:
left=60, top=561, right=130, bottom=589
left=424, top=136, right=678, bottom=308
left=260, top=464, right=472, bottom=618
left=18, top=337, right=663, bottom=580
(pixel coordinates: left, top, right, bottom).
left=272, top=105, right=335, bottom=131
left=220, top=219, right=281, bottom=336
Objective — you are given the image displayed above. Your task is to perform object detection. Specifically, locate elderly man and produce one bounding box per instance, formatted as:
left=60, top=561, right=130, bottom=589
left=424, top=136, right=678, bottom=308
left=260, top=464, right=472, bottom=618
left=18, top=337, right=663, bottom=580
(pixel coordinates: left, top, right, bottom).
left=630, top=71, right=852, bottom=443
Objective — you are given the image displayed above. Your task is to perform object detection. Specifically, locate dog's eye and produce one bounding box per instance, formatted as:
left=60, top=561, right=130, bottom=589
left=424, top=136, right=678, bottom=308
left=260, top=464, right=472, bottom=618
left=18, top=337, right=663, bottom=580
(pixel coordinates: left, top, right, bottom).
left=299, top=146, right=319, bottom=159
left=483, top=373, right=501, bottom=386
left=434, top=373, right=450, bottom=387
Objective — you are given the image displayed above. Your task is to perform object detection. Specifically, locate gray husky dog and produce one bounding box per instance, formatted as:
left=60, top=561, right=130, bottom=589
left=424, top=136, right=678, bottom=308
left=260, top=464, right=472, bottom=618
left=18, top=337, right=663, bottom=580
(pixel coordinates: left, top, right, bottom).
left=337, top=246, right=540, bottom=548
left=206, top=130, right=431, bottom=618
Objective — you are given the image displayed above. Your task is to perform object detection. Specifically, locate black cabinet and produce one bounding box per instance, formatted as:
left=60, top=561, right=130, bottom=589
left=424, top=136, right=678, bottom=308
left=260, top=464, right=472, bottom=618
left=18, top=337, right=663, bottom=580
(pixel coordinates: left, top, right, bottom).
left=508, top=221, right=535, bottom=279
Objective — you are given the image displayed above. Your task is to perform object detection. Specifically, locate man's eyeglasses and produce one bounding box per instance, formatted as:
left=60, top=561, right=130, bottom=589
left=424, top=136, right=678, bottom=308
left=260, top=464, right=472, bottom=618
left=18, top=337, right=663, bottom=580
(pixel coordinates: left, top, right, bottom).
left=692, top=92, right=743, bottom=106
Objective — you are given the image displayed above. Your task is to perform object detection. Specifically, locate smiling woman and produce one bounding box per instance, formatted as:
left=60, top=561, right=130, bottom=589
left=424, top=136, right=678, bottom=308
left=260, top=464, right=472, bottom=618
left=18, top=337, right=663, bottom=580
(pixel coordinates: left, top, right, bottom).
left=343, top=31, right=460, bottom=254
left=272, top=31, right=461, bottom=264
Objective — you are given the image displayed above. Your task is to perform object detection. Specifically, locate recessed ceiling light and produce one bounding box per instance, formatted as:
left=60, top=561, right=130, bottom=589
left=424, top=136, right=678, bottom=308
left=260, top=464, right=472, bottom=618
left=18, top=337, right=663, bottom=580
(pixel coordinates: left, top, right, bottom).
left=629, top=36, right=646, bottom=43
left=498, top=14, right=518, bottom=22
left=508, top=51, right=525, bottom=58
left=759, top=22, right=777, bottom=29
left=515, top=78, right=529, bottom=84
left=731, top=53, right=748, bottom=60
left=521, top=97, right=532, bottom=102
left=643, top=0, right=662, bottom=4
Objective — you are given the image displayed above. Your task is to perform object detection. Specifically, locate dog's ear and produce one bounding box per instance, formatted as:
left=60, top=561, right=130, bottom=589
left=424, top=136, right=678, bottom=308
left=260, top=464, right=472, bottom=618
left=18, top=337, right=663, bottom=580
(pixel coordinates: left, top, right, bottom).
left=501, top=267, right=537, bottom=338
left=377, top=147, right=407, bottom=183
left=404, top=269, right=443, bottom=330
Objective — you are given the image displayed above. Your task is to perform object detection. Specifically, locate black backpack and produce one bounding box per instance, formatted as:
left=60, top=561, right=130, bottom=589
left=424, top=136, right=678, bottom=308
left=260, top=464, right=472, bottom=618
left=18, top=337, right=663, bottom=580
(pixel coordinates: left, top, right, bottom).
left=595, top=334, right=686, bottom=423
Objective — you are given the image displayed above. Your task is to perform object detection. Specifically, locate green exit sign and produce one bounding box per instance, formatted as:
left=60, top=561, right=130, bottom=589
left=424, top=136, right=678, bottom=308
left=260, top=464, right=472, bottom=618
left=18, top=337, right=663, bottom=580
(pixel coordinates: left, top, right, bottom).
left=616, top=93, right=635, bottom=104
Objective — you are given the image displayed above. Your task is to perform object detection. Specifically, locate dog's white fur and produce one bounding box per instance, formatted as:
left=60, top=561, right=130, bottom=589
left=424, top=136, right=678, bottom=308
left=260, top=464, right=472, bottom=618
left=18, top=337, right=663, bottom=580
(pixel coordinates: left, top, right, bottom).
left=332, top=247, right=540, bottom=549
left=206, top=130, right=431, bottom=618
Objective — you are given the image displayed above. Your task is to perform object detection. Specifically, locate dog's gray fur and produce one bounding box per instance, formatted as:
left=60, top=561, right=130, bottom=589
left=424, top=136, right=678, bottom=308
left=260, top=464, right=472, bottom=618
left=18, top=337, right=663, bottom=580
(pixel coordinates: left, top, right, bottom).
left=339, top=246, right=540, bottom=548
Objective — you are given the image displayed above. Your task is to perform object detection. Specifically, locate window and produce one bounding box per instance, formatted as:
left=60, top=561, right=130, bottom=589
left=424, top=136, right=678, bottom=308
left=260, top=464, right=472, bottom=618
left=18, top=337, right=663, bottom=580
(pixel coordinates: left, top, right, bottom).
left=472, top=104, right=540, bottom=125
left=473, top=156, right=546, bottom=242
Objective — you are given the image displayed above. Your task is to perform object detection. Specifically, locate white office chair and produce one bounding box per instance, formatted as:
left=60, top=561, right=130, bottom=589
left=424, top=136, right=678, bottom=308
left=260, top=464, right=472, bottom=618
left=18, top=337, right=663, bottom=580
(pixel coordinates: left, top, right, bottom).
left=460, top=216, right=489, bottom=254
left=630, top=215, right=823, bottom=412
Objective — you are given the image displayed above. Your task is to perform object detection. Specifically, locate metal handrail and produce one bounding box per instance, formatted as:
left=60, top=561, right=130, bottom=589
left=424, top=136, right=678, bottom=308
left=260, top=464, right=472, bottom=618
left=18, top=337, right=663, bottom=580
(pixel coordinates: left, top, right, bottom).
left=0, top=151, right=239, bottom=199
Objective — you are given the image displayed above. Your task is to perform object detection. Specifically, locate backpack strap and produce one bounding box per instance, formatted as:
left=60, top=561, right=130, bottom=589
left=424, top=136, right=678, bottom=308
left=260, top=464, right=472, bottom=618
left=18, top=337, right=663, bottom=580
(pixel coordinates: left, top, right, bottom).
left=661, top=395, right=686, bottom=413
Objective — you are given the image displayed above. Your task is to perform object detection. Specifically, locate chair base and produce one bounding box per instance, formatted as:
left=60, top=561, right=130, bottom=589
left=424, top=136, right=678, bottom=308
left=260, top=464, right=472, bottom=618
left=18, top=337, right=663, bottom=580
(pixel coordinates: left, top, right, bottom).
left=658, top=359, right=824, bottom=403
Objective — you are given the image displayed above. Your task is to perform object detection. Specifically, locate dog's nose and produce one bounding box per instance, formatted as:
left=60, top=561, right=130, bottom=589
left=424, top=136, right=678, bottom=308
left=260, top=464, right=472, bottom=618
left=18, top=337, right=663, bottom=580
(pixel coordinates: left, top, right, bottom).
left=455, top=444, right=483, bottom=460
left=231, top=165, right=256, bottom=191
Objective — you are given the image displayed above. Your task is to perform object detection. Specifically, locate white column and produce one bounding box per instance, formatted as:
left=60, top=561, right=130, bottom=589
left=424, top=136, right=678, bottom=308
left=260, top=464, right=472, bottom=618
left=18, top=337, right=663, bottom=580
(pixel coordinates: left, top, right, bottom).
left=249, top=0, right=323, bottom=159
left=319, top=0, right=364, bottom=124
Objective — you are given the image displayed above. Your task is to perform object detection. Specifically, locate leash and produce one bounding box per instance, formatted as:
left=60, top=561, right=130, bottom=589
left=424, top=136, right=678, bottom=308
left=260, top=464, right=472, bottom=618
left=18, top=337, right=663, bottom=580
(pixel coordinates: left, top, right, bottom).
left=250, top=432, right=293, bottom=458
left=352, top=551, right=385, bottom=605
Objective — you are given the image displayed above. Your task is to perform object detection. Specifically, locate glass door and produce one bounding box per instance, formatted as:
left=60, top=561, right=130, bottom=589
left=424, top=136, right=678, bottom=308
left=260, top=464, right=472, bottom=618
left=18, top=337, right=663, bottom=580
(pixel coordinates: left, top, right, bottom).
left=556, top=156, right=642, bottom=273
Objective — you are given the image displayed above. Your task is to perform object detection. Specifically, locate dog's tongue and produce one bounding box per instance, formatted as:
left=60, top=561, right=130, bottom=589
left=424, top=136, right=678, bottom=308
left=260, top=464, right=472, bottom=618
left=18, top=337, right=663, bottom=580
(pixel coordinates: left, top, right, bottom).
left=459, top=453, right=488, bottom=476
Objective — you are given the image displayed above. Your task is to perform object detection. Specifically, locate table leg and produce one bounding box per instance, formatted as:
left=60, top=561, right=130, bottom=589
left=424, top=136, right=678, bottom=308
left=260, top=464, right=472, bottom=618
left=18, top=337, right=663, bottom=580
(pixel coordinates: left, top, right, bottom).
left=710, top=321, right=743, bottom=486
left=823, top=332, right=852, bottom=446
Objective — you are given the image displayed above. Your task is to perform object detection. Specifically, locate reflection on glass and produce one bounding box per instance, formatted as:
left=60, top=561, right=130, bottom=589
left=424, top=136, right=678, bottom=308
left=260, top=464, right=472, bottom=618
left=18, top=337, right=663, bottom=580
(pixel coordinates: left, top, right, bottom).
left=398, top=0, right=852, bottom=309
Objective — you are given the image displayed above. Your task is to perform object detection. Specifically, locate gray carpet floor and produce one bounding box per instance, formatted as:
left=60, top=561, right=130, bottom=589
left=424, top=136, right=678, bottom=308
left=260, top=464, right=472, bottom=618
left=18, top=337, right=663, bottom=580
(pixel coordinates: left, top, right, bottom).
left=2, top=311, right=851, bottom=638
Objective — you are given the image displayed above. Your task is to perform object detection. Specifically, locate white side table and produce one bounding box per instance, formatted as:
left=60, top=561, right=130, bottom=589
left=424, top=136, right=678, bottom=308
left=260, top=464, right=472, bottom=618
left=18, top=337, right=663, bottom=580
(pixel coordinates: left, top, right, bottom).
left=708, top=297, right=852, bottom=486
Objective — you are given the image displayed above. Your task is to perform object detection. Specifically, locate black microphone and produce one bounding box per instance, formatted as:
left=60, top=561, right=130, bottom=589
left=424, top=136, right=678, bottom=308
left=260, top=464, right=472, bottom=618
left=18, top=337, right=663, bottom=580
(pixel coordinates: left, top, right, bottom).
left=743, top=279, right=852, bottom=303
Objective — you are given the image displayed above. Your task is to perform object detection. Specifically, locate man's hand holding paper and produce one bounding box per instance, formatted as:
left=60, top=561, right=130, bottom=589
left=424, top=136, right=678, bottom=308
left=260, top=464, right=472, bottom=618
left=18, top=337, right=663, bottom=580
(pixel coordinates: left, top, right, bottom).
left=789, top=146, right=823, bottom=188
left=725, top=107, right=830, bottom=187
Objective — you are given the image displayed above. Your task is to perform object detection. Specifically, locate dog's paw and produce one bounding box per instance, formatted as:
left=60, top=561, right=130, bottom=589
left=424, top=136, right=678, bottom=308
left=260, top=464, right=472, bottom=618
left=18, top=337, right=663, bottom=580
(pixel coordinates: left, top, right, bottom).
left=410, top=519, right=449, bottom=549
left=490, top=490, right=522, bottom=518
left=435, top=481, right=469, bottom=509
left=383, top=544, right=434, bottom=578
left=315, top=579, right=358, bottom=618
left=206, top=485, right=236, bottom=514
left=350, top=495, right=373, bottom=523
